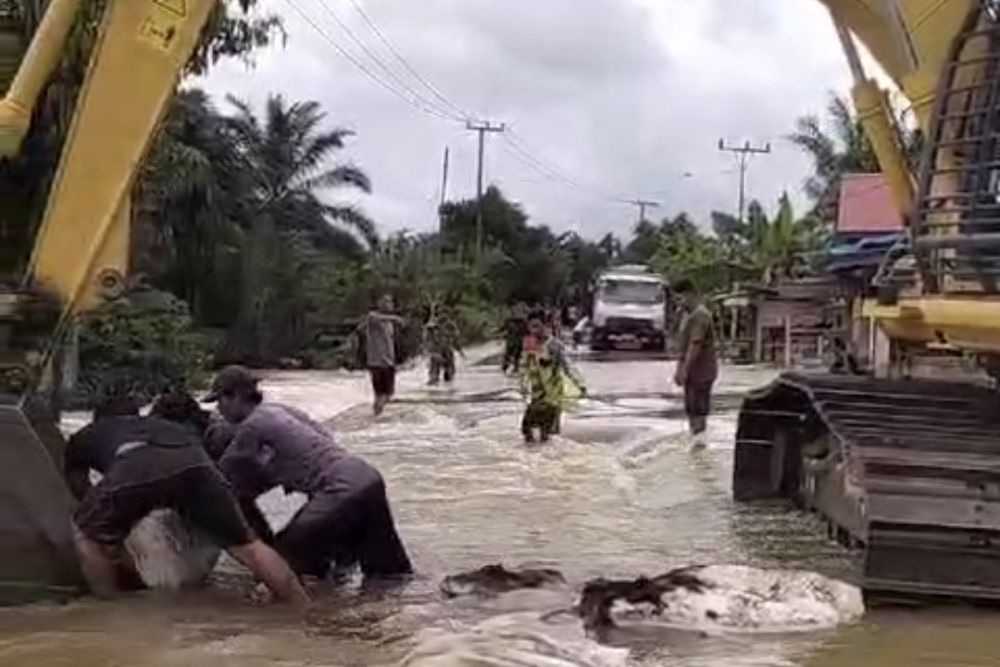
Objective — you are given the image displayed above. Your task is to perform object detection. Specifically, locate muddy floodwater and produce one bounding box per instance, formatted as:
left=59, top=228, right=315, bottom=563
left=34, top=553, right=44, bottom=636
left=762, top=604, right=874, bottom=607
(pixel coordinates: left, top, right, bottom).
left=7, top=350, right=1000, bottom=665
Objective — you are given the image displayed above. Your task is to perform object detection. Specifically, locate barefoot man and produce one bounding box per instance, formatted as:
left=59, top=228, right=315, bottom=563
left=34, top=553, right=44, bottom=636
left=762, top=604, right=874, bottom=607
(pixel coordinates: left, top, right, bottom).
left=672, top=279, right=718, bottom=449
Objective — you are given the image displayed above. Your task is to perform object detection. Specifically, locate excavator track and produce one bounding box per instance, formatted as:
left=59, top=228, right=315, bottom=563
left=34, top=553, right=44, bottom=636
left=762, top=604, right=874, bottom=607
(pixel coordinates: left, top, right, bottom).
left=734, top=372, right=1000, bottom=601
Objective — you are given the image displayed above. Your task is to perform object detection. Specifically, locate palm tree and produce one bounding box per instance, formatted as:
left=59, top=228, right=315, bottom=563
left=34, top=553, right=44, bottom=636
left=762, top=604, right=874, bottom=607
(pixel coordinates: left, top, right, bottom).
left=134, top=89, right=248, bottom=324
left=752, top=194, right=826, bottom=283
left=788, top=92, right=921, bottom=201
left=224, top=94, right=376, bottom=251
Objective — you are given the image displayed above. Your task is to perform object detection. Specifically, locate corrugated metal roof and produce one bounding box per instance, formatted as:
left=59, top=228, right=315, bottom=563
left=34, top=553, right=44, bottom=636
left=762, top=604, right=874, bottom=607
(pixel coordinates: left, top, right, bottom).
left=836, top=173, right=905, bottom=234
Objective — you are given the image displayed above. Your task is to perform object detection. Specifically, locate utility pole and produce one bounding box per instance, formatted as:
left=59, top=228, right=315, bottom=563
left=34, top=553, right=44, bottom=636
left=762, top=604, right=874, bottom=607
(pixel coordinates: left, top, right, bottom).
left=466, top=120, right=506, bottom=255
left=438, top=147, right=450, bottom=228
left=437, top=146, right=450, bottom=261
left=629, top=199, right=660, bottom=224
left=718, top=139, right=771, bottom=222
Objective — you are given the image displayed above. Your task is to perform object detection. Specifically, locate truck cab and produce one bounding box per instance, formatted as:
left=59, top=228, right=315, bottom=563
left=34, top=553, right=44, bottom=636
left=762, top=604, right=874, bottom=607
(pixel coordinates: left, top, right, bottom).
left=591, top=266, right=667, bottom=351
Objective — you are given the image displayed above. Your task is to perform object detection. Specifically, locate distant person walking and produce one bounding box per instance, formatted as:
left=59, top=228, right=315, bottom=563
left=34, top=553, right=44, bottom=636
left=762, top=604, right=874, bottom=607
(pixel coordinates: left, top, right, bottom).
left=672, top=279, right=718, bottom=450
left=424, top=309, right=462, bottom=385
left=359, top=294, right=405, bottom=416
left=501, top=304, right=528, bottom=374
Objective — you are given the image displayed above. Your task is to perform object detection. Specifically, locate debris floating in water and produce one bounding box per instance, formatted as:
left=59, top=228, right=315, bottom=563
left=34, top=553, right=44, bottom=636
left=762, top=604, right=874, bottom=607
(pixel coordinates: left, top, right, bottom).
left=593, top=565, right=864, bottom=634
left=441, top=564, right=567, bottom=598
left=578, top=566, right=710, bottom=629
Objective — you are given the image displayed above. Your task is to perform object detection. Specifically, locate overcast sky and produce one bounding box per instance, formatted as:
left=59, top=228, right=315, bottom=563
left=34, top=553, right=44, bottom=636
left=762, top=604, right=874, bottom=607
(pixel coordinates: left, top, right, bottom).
left=202, top=0, right=855, bottom=240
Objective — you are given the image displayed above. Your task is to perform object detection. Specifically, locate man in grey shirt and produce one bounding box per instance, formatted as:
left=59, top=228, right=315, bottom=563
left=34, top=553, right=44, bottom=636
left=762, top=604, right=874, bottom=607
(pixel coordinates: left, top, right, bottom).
left=359, top=294, right=405, bottom=415
left=205, top=366, right=413, bottom=580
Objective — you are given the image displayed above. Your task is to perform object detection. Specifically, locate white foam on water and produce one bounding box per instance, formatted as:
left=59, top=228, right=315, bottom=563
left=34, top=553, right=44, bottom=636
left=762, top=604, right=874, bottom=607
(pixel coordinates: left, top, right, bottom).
left=398, top=612, right=629, bottom=667
left=610, top=565, right=864, bottom=635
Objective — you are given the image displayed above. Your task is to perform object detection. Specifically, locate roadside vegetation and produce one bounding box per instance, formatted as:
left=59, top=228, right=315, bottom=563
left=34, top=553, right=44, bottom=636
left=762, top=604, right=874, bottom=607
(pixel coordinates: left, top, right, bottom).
left=1, top=2, right=888, bottom=402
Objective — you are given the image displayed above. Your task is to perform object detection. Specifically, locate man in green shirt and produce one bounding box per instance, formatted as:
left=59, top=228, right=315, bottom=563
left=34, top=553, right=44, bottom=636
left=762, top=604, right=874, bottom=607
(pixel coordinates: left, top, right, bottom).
left=424, top=310, right=462, bottom=385
left=672, top=279, right=718, bottom=449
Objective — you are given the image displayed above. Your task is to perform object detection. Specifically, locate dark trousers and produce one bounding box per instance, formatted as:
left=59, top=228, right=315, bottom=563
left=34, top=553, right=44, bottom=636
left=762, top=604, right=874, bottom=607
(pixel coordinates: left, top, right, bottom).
left=502, top=340, right=522, bottom=373
left=429, top=351, right=456, bottom=384
left=275, top=476, right=412, bottom=579
left=521, top=402, right=559, bottom=441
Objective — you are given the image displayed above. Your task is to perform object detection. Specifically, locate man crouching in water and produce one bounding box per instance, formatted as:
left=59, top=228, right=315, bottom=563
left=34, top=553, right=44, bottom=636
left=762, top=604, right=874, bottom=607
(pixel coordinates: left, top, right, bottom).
left=205, top=366, right=413, bottom=581
left=65, top=395, right=307, bottom=604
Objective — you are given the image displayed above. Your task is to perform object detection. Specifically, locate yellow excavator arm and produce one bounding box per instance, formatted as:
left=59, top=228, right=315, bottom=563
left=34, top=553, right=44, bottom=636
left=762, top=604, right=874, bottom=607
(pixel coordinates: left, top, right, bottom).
left=0, top=0, right=217, bottom=600
left=1, top=0, right=216, bottom=315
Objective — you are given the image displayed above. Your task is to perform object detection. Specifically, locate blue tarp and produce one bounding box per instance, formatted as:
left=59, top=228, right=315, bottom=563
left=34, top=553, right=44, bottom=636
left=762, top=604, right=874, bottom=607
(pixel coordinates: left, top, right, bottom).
left=823, top=232, right=906, bottom=273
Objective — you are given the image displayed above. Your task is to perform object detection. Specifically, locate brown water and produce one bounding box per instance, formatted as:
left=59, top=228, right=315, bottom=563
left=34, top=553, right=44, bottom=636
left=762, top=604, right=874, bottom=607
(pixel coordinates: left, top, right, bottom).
left=14, top=355, right=1000, bottom=666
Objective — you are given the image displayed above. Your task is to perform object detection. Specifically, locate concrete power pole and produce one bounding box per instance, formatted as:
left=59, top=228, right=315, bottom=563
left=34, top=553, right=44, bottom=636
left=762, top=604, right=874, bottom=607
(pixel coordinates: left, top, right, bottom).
left=466, top=120, right=506, bottom=255
left=438, top=146, right=450, bottom=230
left=437, top=146, right=450, bottom=260
left=629, top=199, right=660, bottom=224
left=718, top=139, right=771, bottom=222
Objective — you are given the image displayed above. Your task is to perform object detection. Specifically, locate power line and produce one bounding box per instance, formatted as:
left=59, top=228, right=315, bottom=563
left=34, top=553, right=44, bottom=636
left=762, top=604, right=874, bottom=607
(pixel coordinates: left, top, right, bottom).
left=502, top=130, right=633, bottom=204
left=283, top=0, right=457, bottom=121
left=309, top=0, right=464, bottom=121
left=339, top=0, right=612, bottom=201
left=347, top=0, right=474, bottom=121
left=286, top=0, right=661, bottom=215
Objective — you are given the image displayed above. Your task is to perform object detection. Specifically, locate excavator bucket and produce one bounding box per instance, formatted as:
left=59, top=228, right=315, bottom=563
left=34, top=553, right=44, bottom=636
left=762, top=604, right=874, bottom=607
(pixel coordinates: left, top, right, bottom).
left=0, top=290, right=80, bottom=601
left=0, top=402, right=80, bottom=601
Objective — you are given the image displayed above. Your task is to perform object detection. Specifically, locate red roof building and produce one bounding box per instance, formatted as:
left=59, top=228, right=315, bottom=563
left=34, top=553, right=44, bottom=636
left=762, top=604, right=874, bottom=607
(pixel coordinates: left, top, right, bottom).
left=835, top=173, right=905, bottom=237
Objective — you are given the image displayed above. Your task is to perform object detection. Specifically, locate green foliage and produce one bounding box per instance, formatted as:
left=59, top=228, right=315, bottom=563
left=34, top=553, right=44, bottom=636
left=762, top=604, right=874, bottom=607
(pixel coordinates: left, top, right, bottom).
left=651, top=196, right=827, bottom=296
left=189, top=0, right=285, bottom=75
left=788, top=92, right=922, bottom=201
left=135, top=90, right=375, bottom=365
left=439, top=186, right=614, bottom=306
left=77, top=288, right=210, bottom=406
left=1, top=1, right=281, bottom=276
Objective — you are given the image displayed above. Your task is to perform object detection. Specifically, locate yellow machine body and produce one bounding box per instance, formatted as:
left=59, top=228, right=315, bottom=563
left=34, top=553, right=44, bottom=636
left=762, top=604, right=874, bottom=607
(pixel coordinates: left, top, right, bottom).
left=815, top=0, right=1000, bottom=357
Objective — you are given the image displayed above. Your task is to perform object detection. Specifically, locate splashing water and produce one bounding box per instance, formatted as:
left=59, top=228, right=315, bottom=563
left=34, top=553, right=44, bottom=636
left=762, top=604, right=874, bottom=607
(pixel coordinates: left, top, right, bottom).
left=607, top=565, right=864, bottom=634
left=400, top=612, right=629, bottom=667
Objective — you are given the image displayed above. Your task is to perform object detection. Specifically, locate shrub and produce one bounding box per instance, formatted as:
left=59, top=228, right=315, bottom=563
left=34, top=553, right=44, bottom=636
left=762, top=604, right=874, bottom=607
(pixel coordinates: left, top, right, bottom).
left=76, top=288, right=210, bottom=407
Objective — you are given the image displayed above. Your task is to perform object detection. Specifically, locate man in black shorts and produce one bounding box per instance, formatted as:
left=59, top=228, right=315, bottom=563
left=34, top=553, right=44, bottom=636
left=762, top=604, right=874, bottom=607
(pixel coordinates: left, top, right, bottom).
left=65, top=398, right=307, bottom=604
left=359, top=294, right=405, bottom=416
left=205, top=366, right=413, bottom=581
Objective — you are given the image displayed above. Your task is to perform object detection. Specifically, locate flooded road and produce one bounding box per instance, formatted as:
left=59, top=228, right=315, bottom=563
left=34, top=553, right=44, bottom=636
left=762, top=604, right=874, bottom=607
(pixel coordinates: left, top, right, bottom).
left=8, top=351, right=1000, bottom=665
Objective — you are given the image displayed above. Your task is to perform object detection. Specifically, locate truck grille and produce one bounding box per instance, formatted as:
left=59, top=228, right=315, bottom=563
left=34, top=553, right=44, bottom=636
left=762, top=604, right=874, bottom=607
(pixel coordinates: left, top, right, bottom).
left=605, top=317, right=653, bottom=333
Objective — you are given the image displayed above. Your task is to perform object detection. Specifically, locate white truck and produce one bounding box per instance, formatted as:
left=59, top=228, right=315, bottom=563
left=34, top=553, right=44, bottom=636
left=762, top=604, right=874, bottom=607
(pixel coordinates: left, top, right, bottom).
left=590, top=265, right=668, bottom=351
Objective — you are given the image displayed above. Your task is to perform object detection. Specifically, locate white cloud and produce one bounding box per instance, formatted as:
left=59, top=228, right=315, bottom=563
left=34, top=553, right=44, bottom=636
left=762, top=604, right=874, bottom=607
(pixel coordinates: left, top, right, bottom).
left=202, top=0, right=855, bottom=239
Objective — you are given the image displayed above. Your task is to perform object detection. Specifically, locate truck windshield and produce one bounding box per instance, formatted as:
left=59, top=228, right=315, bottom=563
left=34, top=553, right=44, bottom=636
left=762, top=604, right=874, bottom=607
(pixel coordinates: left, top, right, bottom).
left=599, top=280, right=663, bottom=304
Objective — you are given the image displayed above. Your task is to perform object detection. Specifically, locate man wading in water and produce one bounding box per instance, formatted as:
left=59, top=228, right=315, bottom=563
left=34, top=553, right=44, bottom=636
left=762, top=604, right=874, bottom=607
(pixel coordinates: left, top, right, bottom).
left=672, top=279, right=718, bottom=450
left=359, top=294, right=405, bottom=416
left=65, top=396, right=307, bottom=604
left=424, top=308, right=462, bottom=385
left=519, top=312, right=586, bottom=443
left=205, top=366, right=413, bottom=582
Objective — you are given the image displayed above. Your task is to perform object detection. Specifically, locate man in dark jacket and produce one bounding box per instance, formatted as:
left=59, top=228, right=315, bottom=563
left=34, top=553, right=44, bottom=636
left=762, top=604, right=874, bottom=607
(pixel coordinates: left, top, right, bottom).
left=65, top=397, right=306, bottom=604
left=205, top=366, right=413, bottom=580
